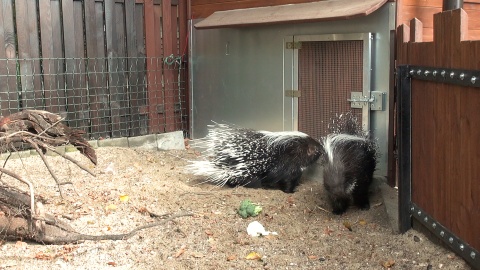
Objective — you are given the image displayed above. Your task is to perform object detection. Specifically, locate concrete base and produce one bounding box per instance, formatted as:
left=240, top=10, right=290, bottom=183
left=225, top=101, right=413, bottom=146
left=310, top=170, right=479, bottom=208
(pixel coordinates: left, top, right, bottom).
left=0, top=131, right=186, bottom=160
left=374, top=177, right=400, bottom=233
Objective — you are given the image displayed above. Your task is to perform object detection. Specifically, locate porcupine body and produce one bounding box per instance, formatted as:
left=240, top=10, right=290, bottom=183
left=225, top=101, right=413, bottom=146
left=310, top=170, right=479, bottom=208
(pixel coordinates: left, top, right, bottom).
left=186, top=123, right=322, bottom=193
left=322, top=114, right=377, bottom=215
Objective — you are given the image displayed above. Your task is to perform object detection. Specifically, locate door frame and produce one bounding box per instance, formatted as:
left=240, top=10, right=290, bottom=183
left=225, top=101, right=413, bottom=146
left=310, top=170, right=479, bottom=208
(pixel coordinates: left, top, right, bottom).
left=283, top=32, right=373, bottom=132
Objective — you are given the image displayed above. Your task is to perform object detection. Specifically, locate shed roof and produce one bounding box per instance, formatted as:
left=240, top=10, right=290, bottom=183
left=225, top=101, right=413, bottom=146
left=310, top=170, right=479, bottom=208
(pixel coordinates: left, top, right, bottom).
left=195, top=0, right=388, bottom=29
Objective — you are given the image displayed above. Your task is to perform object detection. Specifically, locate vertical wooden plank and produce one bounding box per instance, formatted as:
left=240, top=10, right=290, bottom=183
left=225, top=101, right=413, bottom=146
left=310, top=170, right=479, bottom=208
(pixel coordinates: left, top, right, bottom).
left=105, top=0, right=128, bottom=137
left=85, top=0, right=110, bottom=138
left=15, top=0, right=43, bottom=109
left=39, top=0, right=66, bottom=116
left=410, top=18, right=423, bottom=42
left=0, top=0, right=19, bottom=116
left=162, top=0, right=175, bottom=132
left=125, top=1, right=148, bottom=136
left=396, top=24, right=410, bottom=65
left=144, top=0, right=164, bottom=133
left=62, top=0, right=89, bottom=130
left=178, top=0, right=189, bottom=133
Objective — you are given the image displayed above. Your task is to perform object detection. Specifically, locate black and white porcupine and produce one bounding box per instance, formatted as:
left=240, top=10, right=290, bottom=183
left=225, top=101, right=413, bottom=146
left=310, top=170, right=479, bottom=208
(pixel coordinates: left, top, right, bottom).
left=186, top=122, right=322, bottom=193
left=321, top=113, right=378, bottom=215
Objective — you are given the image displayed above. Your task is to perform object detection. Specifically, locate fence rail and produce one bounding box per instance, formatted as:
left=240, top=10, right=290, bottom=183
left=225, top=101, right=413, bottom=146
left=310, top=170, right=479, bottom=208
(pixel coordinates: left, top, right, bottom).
left=0, top=0, right=188, bottom=139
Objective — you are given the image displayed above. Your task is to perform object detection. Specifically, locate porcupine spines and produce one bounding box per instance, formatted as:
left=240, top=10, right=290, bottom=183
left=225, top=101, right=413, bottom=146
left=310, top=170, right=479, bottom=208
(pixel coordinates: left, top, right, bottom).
left=322, top=113, right=378, bottom=215
left=186, top=122, right=322, bottom=193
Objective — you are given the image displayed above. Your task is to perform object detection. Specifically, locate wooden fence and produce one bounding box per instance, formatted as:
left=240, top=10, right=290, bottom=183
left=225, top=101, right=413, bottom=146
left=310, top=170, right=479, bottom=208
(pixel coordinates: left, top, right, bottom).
left=397, top=9, right=480, bottom=268
left=0, top=0, right=188, bottom=139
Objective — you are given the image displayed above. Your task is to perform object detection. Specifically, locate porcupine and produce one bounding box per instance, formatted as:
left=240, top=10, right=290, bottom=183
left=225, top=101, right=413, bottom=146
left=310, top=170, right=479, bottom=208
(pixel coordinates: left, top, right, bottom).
left=321, top=113, right=378, bottom=215
left=185, top=122, right=322, bottom=193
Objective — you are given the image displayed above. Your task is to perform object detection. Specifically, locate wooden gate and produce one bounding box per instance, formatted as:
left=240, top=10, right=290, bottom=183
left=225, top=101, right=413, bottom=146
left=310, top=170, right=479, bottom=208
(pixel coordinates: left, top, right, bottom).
left=397, top=9, right=480, bottom=269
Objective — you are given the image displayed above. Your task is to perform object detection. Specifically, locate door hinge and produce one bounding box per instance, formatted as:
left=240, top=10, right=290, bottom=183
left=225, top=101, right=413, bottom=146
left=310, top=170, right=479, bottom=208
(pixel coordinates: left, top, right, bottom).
left=285, top=42, right=302, bottom=49
left=285, top=90, right=301, bottom=97
left=348, top=91, right=385, bottom=111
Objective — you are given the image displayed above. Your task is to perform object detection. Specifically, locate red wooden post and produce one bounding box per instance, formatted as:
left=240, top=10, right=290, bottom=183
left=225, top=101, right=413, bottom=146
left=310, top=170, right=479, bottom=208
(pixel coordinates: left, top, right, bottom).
left=144, top=0, right=164, bottom=133
left=162, top=0, right=176, bottom=132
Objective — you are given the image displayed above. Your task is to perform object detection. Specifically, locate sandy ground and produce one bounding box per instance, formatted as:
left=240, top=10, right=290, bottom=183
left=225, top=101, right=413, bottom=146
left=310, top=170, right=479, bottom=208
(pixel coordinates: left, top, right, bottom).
left=0, top=147, right=471, bottom=270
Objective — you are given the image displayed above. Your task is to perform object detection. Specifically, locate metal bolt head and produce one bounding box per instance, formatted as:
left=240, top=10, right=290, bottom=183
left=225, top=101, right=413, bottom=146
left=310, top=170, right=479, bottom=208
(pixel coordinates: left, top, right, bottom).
left=409, top=70, right=415, bottom=75
left=417, top=210, right=422, bottom=216
left=410, top=206, right=415, bottom=212
left=471, top=252, right=476, bottom=259
left=459, top=244, right=464, bottom=251
left=417, top=70, right=422, bottom=75
left=450, top=71, right=455, bottom=78
left=424, top=217, right=428, bottom=222
left=472, top=76, right=477, bottom=84
left=440, top=231, right=445, bottom=237
left=449, top=237, right=454, bottom=244
left=424, top=70, right=430, bottom=76
left=459, top=73, right=465, bottom=80
left=441, top=70, right=446, bottom=77
left=432, top=223, right=436, bottom=229
left=433, top=70, right=438, bottom=77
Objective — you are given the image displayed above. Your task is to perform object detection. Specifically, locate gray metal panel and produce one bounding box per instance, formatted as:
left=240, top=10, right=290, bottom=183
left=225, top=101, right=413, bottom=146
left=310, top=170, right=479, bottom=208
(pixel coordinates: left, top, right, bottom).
left=190, top=3, right=395, bottom=176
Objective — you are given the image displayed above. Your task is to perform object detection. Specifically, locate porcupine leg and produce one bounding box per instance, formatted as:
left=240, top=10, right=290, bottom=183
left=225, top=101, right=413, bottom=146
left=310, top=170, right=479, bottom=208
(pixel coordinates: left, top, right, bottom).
left=352, top=180, right=371, bottom=210
left=277, top=170, right=302, bottom=193
left=328, top=194, right=350, bottom=215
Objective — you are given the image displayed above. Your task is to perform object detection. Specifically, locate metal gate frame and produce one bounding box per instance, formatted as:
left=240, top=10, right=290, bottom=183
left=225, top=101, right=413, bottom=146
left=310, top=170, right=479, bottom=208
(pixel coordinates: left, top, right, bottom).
left=397, top=64, right=480, bottom=269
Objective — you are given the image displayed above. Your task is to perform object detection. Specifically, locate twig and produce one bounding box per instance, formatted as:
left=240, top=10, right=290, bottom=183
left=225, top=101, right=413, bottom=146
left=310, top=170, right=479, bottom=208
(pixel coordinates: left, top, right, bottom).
left=0, top=167, right=35, bottom=216
left=36, top=141, right=95, bottom=177
left=40, top=212, right=194, bottom=244
left=26, top=138, right=72, bottom=198
left=37, top=116, right=65, bottom=137
left=316, top=205, right=331, bottom=214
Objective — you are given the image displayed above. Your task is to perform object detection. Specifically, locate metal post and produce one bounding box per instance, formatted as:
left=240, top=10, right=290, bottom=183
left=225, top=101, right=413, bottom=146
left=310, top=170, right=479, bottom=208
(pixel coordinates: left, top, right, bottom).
left=397, top=65, right=412, bottom=233
left=442, top=0, right=463, bottom=11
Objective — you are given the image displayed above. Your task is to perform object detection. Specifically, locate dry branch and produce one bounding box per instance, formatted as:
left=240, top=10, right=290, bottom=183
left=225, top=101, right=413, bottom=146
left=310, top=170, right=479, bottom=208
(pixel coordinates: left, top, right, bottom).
left=0, top=110, right=101, bottom=244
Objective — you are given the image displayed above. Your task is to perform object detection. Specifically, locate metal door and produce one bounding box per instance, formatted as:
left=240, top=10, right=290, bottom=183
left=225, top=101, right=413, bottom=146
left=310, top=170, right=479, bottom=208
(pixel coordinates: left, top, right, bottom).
left=283, top=33, right=382, bottom=137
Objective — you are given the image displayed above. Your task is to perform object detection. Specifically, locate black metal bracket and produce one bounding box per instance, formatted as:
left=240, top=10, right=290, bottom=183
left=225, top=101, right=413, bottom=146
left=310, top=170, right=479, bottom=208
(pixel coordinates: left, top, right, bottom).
left=408, top=65, right=480, bottom=88
left=411, top=203, right=479, bottom=269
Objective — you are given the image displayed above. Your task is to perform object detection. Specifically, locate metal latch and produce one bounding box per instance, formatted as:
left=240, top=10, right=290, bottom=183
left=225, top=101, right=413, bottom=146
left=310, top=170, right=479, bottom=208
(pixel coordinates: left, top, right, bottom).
left=347, top=91, right=385, bottom=111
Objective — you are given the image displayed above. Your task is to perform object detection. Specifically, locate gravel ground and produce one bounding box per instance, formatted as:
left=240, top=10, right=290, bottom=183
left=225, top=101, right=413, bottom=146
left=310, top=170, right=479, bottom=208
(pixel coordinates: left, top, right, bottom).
left=0, top=147, right=471, bottom=269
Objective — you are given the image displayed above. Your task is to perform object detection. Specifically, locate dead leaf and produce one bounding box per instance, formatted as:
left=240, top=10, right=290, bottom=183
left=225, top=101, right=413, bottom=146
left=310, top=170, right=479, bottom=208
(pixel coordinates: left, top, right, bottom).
left=105, top=204, right=117, bottom=212
left=226, top=255, right=236, bottom=261
left=137, top=206, right=148, bottom=214
left=245, top=251, right=261, bottom=260
left=107, top=261, right=117, bottom=266
left=119, top=194, right=129, bottom=203
left=15, top=241, right=27, bottom=248
left=372, top=202, right=383, bottom=208
left=191, top=252, right=204, bottom=258
left=308, top=255, right=319, bottom=260
left=323, top=226, right=334, bottom=236
left=287, top=196, right=295, bottom=205
left=205, top=230, right=214, bottom=236
left=174, top=245, right=186, bottom=258
left=343, top=221, right=353, bottom=231
left=382, top=259, right=395, bottom=268
left=35, top=252, right=55, bottom=260
left=359, top=219, right=367, bottom=225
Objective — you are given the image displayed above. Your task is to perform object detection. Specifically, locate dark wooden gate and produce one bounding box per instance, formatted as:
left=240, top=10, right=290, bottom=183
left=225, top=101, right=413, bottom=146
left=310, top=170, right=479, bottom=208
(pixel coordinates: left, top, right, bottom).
left=397, top=9, right=480, bottom=269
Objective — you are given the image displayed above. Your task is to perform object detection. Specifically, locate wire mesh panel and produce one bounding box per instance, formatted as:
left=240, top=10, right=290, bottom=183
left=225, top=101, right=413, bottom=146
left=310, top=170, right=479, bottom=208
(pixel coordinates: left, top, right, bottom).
left=298, top=41, right=363, bottom=139
left=0, top=57, right=188, bottom=139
